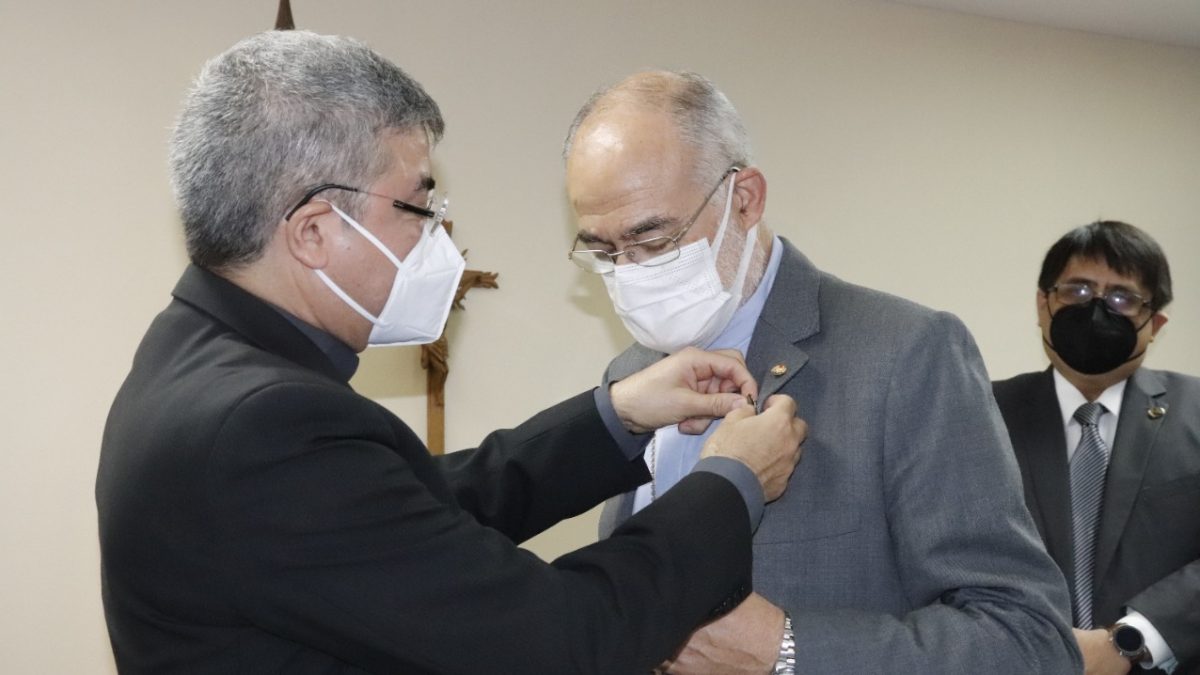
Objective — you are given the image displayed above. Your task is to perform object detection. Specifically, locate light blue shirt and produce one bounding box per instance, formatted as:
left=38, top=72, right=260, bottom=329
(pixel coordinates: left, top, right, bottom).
left=632, top=235, right=785, bottom=514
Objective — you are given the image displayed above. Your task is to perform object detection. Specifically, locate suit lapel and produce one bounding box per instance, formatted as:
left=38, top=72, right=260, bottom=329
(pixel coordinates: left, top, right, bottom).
left=744, top=239, right=816, bottom=405
left=1094, top=369, right=1168, bottom=586
left=1016, top=370, right=1076, bottom=580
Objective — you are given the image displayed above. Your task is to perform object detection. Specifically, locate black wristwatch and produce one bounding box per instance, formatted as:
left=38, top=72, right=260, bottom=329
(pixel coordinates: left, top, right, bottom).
left=1109, top=624, right=1150, bottom=664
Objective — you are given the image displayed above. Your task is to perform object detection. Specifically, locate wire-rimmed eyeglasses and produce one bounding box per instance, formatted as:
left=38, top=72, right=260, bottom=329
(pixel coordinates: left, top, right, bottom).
left=1048, top=282, right=1152, bottom=318
left=285, top=183, right=448, bottom=233
left=568, top=167, right=739, bottom=274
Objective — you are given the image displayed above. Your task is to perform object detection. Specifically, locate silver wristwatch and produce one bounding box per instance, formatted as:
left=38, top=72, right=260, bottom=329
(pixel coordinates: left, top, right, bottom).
left=774, top=612, right=796, bottom=675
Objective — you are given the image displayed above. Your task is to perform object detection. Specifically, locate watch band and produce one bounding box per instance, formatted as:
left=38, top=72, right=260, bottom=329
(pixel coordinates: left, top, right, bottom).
left=774, top=611, right=796, bottom=675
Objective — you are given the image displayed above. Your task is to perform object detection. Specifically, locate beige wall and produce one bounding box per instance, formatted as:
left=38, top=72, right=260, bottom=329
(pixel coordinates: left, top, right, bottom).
left=1, top=1, right=1196, bottom=670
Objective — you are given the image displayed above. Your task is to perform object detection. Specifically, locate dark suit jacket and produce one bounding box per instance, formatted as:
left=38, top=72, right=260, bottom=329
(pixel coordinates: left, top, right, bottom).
left=96, top=265, right=752, bottom=674
left=599, top=241, right=1080, bottom=673
left=994, top=367, right=1200, bottom=674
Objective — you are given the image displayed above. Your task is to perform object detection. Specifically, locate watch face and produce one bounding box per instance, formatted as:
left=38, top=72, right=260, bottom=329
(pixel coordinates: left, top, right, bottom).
left=1113, top=625, right=1144, bottom=653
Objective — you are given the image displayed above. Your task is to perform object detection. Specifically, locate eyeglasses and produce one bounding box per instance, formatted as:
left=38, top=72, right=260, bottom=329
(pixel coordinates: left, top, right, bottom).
left=568, top=167, right=739, bottom=274
left=1049, top=282, right=1152, bottom=318
left=285, top=183, right=448, bottom=233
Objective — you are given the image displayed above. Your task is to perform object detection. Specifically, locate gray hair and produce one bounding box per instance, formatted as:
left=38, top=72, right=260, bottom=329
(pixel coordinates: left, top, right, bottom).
left=169, top=30, right=444, bottom=270
left=562, top=71, right=753, bottom=191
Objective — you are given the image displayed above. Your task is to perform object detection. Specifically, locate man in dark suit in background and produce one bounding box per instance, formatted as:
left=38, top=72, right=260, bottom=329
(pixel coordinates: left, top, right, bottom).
left=994, top=220, right=1200, bottom=675
left=96, top=30, right=806, bottom=673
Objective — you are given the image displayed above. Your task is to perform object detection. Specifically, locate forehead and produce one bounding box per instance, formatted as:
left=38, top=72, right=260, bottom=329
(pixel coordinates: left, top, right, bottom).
left=565, top=108, right=699, bottom=239
left=373, top=130, right=433, bottom=191
left=1058, top=255, right=1147, bottom=293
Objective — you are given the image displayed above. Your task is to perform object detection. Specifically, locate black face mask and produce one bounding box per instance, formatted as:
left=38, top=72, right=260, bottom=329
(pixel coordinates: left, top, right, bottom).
left=1046, top=299, right=1149, bottom=375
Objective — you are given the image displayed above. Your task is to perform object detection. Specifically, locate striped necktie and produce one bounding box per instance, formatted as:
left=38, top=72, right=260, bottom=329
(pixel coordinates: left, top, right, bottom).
left=1070, top=401, right=1109, bottom=629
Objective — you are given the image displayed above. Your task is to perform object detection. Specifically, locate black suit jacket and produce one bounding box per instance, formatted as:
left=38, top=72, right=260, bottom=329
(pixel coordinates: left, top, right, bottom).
left=994, top=367, right=1200, bottom=674
left=97, top=265, right=752, bottom=674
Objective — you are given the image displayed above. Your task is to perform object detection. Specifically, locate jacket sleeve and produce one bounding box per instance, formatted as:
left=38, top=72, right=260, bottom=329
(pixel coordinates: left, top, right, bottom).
left=788, top=312, right=1083, bottom=674
left=1127, top=532, right=1200, bottom=668
left=207, top=382, right=751, bottom=674
left=432, top=390, right=649, bottom=544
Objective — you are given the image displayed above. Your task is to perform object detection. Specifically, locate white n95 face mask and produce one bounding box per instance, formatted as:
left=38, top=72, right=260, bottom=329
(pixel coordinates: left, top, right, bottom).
left=602, top=172, right=758, bottom=354
left=315, top=201, right=465, bottom=347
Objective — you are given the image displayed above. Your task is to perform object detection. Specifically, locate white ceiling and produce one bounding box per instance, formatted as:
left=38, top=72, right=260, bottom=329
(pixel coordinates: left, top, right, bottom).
left=890, top=0, right=1200, bottom=49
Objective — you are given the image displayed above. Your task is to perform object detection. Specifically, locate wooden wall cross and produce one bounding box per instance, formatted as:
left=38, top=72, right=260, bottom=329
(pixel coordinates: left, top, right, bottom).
left=420, top=220, right=499, bottom=454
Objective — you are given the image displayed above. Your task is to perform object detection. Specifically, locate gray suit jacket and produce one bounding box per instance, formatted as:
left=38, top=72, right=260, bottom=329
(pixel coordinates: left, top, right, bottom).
left=994, top=367, right=1200, bottom=675
left=600, top=239, right=1080, bottom=673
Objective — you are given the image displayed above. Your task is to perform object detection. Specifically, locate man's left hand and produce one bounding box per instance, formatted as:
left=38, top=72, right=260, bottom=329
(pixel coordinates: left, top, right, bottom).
left=610, top=347, right=758, bottom=435
left=659, top=592, right=784, bottom=675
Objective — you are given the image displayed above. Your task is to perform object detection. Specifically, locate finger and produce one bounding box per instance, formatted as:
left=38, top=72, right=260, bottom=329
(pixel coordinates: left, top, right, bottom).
left=678, top=417, right=715, bottom=435
left=703, top=390, right=753, bottom=421
left=693, top=373, right=744, bottom=396
left=720, top=397, right=756, bottom=422
left=793, top=418, right=809, bottom=444
left=688, top=350, right=758, bottom=399
left=761, top=393, right=798, bottom=418
left=709, top=348, right=748, bottom=367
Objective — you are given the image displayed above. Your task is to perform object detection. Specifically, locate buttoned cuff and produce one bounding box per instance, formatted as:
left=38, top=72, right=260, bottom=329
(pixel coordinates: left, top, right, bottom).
left=1120, top=610, right=1177, bottom=672
left=693, top=456, right=765, bottom=530
left=592, top=386, right=653, bottom=461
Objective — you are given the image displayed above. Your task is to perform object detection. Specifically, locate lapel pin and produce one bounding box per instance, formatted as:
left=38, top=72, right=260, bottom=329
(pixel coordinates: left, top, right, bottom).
left=770, top=363, right=788, bottom=377
left=1147, top=406, right=1166, bottom=419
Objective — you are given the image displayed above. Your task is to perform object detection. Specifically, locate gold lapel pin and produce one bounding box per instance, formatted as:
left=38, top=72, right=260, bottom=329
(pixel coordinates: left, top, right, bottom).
left=770, top=363, right=788, bottom=377
left=1147, top=406, right=1166, bottom=419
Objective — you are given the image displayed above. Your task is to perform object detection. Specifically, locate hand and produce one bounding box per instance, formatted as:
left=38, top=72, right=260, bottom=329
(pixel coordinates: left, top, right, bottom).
left=610, top=347, right=758, bottom=435
left=658, top=593, right=784, bottom=675
left=701, top=394, right=806, bottom=502
left=1074, top=628, right=1132, bottom=675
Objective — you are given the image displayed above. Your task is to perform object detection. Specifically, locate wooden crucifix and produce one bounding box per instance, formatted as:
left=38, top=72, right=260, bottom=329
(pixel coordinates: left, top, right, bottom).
left=420, top=219, right=499, bottom=454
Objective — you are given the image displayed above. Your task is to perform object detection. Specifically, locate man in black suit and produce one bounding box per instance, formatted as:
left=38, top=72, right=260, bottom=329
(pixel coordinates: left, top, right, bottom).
left=96, top=30, right=805, bottom=674
left=994, top=220, right=1199, bottom=675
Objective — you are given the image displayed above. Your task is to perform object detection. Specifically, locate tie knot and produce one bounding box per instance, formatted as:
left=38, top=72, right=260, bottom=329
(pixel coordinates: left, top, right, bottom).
left=1073, top=401, right=1106, bottom=427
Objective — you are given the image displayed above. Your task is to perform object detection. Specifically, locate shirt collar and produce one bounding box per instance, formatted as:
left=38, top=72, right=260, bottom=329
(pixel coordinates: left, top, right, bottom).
left=705, top=235, right=784, bottom=352
left=1051, top=368, right=1127, bottom=428
left=271, top=306, right=360, bottom=381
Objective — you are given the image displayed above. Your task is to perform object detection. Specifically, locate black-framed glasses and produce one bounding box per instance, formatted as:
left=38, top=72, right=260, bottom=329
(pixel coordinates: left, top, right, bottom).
left=1049, top=282, right=1152, bottom=318
left=568, top=166, right=740, bottom=274
left=284, top=183, right=445, bottom=231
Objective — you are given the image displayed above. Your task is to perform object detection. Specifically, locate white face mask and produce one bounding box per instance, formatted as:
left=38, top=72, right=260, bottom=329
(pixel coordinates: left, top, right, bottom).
left=602, top=173, right=758, bottom=354
left=315, top=201, right=465, bottom=347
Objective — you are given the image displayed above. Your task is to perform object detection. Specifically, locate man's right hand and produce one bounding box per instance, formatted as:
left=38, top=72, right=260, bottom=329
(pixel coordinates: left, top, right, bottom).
left=700, top=394, right=805, bottom=502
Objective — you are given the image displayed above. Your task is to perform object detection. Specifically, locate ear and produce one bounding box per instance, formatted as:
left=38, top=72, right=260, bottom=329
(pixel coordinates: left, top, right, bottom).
left=731, top=166, right=766, bottom=231
left=1035, top=287, right=1050, bottom=318
left=1150, top=311, right=1169, bottom=337
left=281, top=200, right=338, bottom=270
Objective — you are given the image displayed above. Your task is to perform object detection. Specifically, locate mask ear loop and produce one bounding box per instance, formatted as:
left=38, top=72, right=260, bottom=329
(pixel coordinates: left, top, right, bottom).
left=325, top=201, right=407, bottom=269
left=711, top=168, right=757, bottom=299
left=709, top=169, right=739, bottom=254
left=312, top=200, right=409, bottom=328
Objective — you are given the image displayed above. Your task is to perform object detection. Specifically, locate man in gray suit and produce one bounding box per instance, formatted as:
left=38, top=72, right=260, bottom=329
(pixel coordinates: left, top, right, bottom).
left=562, top=70, right=1081, bottom=674
left=994, top=221, right=1199, bottom=675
